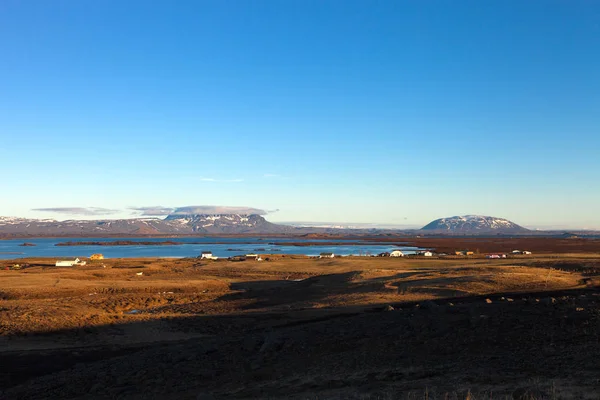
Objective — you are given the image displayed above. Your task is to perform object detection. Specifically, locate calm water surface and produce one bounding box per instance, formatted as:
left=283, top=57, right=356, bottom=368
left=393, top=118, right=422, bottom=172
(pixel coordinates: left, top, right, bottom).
left=0, top=237, right=421, bottom=259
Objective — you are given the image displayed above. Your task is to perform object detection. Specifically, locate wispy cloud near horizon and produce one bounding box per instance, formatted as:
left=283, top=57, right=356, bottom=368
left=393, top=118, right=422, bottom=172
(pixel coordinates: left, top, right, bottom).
left=171, top=206, right=268, bottom=215
left=32, top=207, right=120, bottom=216
left=128, top=206, right=174, bottom=216
left=129, top=205, right=274, bottom=216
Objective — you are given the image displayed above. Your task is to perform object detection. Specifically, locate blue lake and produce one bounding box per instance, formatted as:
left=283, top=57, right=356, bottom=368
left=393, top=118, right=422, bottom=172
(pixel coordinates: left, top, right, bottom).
left=0, top=237, right=421, bottom=259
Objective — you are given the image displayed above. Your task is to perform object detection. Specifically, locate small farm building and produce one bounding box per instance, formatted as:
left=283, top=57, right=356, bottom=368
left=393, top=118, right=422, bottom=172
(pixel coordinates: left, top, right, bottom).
left=319, top=252, right=335, bottom=258
left=486, top=254, right=507, bottom=259
left=55, top=258, right=86, bottom=267
left=390, top=250, right=404, bottom=257
left=455, top=251, right=474, bottom=256
left=200, top=251, right=218, bottom=260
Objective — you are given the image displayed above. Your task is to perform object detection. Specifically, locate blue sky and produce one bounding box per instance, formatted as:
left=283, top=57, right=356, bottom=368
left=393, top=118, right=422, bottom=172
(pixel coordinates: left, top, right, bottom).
left=1, top=1, right=599, bottom=229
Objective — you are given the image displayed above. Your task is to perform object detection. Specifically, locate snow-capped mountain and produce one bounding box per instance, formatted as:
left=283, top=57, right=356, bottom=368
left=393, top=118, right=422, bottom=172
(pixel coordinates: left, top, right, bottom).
left=0, top=216, right=57, bottom=225
left=420, top=215, right=529, bottom=234
left=163, top=214, right=292, bottom=233
left=0, top=214, right=300, bottom=236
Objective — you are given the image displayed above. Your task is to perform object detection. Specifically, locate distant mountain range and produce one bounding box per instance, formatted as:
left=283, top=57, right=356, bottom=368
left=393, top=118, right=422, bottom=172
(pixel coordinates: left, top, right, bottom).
left=0, top=214, right=593, bottom=237
left=420, top=215, right=530, bottom=234
left=0, top=214, right=301, bottom=236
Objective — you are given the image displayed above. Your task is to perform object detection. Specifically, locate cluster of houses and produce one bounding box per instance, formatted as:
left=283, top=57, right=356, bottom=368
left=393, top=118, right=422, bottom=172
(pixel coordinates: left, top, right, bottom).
left=374, top=249, right=534, bottom=259
left=48, top=248, right=534, bottom=268
left=484, top=251, right=532, bottom=259
left=377, top=250, right=402, bottom=257
left=320, top=250, right=437, bottom=258
left=484, top=250, right=533, bottom=259
left=54, top=254, right=105, bottom=267
left=200, top=251, right=263, bottom=261
left=375, top=250, right=434, bottom=257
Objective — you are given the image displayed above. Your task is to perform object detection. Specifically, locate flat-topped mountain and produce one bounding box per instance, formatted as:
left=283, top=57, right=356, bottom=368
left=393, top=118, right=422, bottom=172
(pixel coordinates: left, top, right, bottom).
left=421, top=215, right=529, bottom=234
left=163, top=213, right=293, bottom=233
left=0, top=214, right=302, bottom=236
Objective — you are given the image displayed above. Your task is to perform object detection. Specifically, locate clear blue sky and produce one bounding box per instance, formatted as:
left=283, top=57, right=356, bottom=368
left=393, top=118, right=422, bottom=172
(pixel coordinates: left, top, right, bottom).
left=1, top=1, right=599, bottom=228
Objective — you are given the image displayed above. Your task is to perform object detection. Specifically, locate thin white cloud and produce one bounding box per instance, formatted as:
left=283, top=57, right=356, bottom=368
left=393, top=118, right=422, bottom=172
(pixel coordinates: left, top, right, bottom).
left=264, top=173, right=280, bottom=178
left=129, top=206, right=174, bottom=216
left=129, top=205, right=275, bottom=216
left=171, top=206, right=267, bottom=215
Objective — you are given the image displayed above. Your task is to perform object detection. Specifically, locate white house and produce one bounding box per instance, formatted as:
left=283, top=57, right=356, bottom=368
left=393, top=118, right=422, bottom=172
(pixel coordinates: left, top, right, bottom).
left=319, top=252, right=335, bottom=258
left=200, top=251, right=218, bottom=260
left=390, top=250, right=404, bottom=257
left=55, top=258, right=85, bottom=267
left=486, top=253, right=507, bottom=259
left=522, top=251, right=532, bottom=255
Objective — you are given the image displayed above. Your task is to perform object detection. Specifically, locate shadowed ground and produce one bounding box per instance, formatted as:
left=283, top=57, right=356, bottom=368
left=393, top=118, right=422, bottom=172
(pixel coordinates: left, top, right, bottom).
left=1, top=255, right=599, bottom=399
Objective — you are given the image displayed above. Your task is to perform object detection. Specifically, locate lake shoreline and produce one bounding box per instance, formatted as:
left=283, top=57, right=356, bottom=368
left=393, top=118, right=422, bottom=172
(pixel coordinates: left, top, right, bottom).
left=53, top=240, right=397, bottom=247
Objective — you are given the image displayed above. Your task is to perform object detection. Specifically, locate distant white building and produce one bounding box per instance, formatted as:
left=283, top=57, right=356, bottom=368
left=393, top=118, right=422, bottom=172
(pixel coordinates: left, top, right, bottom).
left=390, top=250, right=404, bottom=257
left=486, top=253, right=507, bottom=259
left=55, top=258, right=85, bottom=267
left=416, top=251, right=434, bottom=257
left=522, top=251, right=532, bottom=255
left=200, top=251, right=218, bottom=260
left=319, top=252, right=335, bottom=258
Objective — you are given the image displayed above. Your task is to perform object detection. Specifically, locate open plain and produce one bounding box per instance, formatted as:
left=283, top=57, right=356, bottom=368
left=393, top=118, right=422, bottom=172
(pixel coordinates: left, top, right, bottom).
left=1, top=254, right=600, bottom=399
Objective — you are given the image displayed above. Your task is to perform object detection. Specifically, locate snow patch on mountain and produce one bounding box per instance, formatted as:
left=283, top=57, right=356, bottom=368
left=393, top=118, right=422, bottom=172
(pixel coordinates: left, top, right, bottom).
left=421, top=215, right=529, bottom=234
left=0, top=216, right=57, bottom=225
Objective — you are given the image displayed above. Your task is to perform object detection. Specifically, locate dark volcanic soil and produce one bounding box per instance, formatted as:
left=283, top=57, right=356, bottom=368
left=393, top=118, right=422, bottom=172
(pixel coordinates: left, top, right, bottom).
left=1, top=256, right=600, bottom=399
left=2, top=288, right=600, bottom=399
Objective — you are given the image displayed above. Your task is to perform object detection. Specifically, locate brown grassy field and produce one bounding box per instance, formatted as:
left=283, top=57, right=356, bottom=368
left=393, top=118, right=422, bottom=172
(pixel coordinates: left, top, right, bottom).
left=1, top=255, right=600, bottom=399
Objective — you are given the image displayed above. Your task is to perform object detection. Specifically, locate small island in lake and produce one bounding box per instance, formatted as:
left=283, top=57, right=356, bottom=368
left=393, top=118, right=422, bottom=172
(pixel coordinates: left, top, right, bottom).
left=55, top=241, right=185, bottom=247
left=19, top=242, right=36, bottom=247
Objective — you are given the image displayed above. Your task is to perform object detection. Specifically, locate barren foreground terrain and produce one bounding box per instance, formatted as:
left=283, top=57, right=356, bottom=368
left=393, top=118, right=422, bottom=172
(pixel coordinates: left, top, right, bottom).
left=1, top=255, right=600, bottom=399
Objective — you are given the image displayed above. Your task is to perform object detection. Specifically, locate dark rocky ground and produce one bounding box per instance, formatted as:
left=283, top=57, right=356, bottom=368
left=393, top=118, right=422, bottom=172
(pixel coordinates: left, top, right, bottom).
left=2, top=286, right=600, bottom=399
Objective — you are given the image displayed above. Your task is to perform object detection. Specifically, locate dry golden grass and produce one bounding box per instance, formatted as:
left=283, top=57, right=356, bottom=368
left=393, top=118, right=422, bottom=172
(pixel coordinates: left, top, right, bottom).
left=0, top=255, right=591, bottom=338
left=2, top=255, right=600, bottom=399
